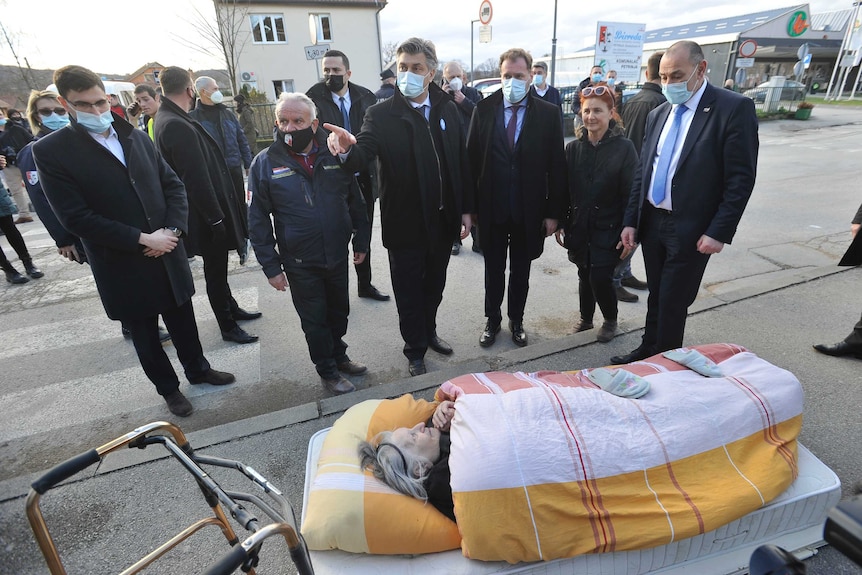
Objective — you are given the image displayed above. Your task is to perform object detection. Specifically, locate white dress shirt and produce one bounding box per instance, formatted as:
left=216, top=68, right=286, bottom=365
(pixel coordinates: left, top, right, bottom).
left=89, top=126, right=126, bottom=166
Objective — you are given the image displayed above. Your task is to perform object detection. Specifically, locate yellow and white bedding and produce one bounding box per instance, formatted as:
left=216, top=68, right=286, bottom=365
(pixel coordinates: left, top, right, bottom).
left=440, top=343, right=802, bottom=562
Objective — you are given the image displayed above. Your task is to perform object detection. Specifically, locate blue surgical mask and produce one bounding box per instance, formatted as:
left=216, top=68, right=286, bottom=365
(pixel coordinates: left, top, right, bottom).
left=532, top=74, right=544, bottom=86
left=662, top=67, right=698, bottom=105
left=502, top=78, right=528, bottom=104
left=0, top=119, right=6, bottom=127
left=606, top=77, right=616, bottom=87
left=591, top=73, right=603, bottom=83
left=42, top=113, right=70, bottom=131
left=398, top=71, right=427, bottom=99
left=75, top=109, right=114, bottom=133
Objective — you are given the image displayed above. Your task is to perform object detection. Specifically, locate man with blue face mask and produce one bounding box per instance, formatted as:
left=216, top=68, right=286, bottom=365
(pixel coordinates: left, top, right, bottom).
left=33, top=65, right=237, bottom=417
left=467, top=48, right=567, bottom=348
left=325, top=37, right=474, bottom=378
left=612, top=41, right=758, bottom=365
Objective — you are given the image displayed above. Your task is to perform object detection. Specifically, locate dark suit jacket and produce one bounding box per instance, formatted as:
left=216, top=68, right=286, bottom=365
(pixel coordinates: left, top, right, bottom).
left=621, top=82, right=666, bottom=159
left=342, top=82, right=473, bottom=251
left=624, top=83, right=759, bottom=247
left=154, top=97, right=247, bottom=255
left=32, top=115, right=193, bottom=320
left=467, top=90, right=568, bottom=260
left=838, top=202, right=862, bottom=266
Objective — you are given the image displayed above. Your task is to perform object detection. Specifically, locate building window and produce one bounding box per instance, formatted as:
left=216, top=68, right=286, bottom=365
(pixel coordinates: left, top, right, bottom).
left=273, top=80, right=295, bottom=98
left=310, top=13, right=332, bottom=43
left=251, top=14, right=287, bottom=44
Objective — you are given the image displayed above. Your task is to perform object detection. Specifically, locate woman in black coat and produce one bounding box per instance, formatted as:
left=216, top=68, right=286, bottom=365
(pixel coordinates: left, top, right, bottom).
left=558, top=84, right=637, bottom=343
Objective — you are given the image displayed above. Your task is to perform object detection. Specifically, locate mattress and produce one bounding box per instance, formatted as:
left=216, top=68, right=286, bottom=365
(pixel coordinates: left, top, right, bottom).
left=302, top=428, right=841, bottom=575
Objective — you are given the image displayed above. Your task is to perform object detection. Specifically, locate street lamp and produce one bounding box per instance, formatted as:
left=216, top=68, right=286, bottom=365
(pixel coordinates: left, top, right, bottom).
left=471, top=19, right=479, bottom=84
left=550, top=0, right=558, bottom=86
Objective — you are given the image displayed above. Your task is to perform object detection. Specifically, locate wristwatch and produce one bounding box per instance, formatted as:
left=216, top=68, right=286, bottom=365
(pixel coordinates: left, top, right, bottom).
left=165, top=227, right=182, bottom=237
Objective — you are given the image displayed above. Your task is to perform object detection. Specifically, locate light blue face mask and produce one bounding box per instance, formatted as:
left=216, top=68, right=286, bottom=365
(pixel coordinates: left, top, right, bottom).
left=75, top=109, right=114, bottom=133
left=591, top=73, right=603, bottom=83
left=606, top=77, right=616, bottom=87
left=0, top=119, right=6, bottom=127
left=502, top=77, right=528, bottom=104
left=532, top=74, right=544, bottom=86
left=662, top=66, right=698, bottom=105
left=397, top=71, right=427, bottom=99
left=42, top=113, right=70, bottom=131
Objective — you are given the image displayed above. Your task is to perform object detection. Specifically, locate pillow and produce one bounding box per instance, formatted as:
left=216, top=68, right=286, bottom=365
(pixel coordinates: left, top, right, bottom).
left=301, top=394, right=462, bottom=554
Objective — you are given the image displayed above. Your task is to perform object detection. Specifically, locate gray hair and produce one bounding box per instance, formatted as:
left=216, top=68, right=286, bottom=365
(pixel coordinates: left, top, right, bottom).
left=358, top=431, right=430, bottom=501
left=194, top=76, right=218, bottom=93
left=274, top=92, right=318, bottom=120
left=397, top=37, right=438, bottom=73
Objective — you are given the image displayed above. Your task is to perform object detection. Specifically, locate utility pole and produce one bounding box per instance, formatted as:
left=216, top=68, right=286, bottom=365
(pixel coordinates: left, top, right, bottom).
left=550, top=0, right=559, bottom=86
left=471, top=19, right=479, bottom=84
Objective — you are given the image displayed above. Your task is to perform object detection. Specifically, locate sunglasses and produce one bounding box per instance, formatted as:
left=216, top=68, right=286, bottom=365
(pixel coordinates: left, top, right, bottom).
left=38, top=107, right=68, bottom=117
left=581, top=86, right=610, bottom=97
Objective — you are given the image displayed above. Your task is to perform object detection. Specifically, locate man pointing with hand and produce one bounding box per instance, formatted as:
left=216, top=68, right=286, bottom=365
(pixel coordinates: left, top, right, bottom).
left=327, top=37, right=474, bottom=378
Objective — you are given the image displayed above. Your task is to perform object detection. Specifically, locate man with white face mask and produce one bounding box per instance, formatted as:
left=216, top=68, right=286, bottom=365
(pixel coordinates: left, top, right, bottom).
left=613, top=40, right=758, bottom=365
left=325, top=37, right=474, bottom=378
left=467, top=48, right=567, bottom=349
left=190, top=75, right=254, bottom=264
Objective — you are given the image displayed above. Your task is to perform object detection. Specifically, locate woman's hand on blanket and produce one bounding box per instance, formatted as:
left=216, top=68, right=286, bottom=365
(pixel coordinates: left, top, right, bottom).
left=432, top=400, right=456, bottom=432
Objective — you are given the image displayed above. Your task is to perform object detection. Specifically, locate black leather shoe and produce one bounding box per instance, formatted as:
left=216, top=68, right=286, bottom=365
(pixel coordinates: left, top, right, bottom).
left=610, top=345, right=654, bottom=365
left=4, top=269, right=28, bottom=284
left=621, top=276, right=649, bottom=290
left=189, top=368, right=236, bottom=386
left=615, top=286, right=639, bottom=303
left=813, top=341, right=862, bottom=359
left=121, top=326, right=172, bottom=344
left=479, top=320, right=501, bottom=347
left=322, top=374, right=356, bottom=394
left=23, top=262, right=44, bottom=279
left=509, top=320, right=527, bottom=347
left=471, top=243, right=482, bottom=254
left=232, top=307, right=262, bottom=320
left=358, top=284, right=390, bottom=301
left=408, top=359, right=427, bottom=376
left=451, top=242, right=461, bottom=255
left=164, top=391, right=193, bottom=417
left=428, top=334, right=453, bottom=355
left=221, top=326, right=259, bottom=344
left=337, top=359, right=368, bottom=375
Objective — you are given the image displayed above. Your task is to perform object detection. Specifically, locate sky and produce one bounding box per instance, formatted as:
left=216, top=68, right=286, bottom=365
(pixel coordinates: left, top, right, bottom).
left=0, top=0, right=855, bottom=77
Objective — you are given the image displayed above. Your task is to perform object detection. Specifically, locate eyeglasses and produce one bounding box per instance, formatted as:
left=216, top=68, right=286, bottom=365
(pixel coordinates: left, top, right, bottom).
left=69, top=99, right=110, bottom=113
left=581, top=86, right=610, bottom=97
left=37, top=107, right=67, bottom=117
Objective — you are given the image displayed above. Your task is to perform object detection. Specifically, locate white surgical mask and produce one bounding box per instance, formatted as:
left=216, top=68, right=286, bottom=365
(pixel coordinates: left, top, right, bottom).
left=398, top=71, right=427, bottom=99
left=210, top=90, right=224, bottom=104
left=502, top=78, right=528, bottom=104
left=447, top=77, right=463, bottom=92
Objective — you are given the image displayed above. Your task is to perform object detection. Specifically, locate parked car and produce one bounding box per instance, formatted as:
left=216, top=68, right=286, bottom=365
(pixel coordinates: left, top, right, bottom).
left=743, top=80, right=806, bottom=104
left=469, top=78, right=502, bottom=97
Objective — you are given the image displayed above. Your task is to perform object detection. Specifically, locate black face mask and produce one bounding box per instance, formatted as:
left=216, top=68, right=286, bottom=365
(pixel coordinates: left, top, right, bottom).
left=280, top=126, right=315, bottom=153
left=325, top=74, right=345, bottom=93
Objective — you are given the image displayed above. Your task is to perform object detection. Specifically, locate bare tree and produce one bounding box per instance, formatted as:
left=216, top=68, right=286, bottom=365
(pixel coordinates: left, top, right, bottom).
left=474, top=57, right=500, bottom=80
left=381, top=40, right=399, bottom=66
left=173, top=0, right=251, bottom=94
left=0, top=22, right=37, bottom=91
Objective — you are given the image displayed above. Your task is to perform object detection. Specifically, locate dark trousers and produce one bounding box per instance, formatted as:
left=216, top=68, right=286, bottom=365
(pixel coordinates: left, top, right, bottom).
left=639, top=204, right=710, bottom=352
left=483, top=220, right=531, bottom=325
left=0, top=215, right=31, bottom=268
left=124, top=299, right=210, bottom=396
left=229, top=166, right=249, bottom=260
left=388, top=222, right=452, bottom=361
left=199, top=236, right=238, bottom=333
left=285, top=260, right=350, bottom=378
left=354, top=184, right=375, bottom=289
left=577, top=262, right=617, bottom=323
left=846, top=312, right=862, bottom=346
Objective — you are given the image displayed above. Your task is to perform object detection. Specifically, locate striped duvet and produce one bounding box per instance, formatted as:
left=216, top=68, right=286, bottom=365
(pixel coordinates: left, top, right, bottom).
left=438, top=343, right=802, bottom=563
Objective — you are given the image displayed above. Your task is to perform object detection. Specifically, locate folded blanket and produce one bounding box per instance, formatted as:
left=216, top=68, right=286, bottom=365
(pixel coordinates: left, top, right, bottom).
left=438, top=343, right=802, bottom=563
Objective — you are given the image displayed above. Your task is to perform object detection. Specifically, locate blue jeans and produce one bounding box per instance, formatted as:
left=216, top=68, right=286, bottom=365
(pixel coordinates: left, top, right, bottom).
left=612, top=245, right=637, bottom=287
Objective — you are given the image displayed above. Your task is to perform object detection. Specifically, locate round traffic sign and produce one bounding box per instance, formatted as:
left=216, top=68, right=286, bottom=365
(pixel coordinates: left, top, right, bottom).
left=739, top=39, right=757, bottom=58
left=479, top=0, right=493, bottom=25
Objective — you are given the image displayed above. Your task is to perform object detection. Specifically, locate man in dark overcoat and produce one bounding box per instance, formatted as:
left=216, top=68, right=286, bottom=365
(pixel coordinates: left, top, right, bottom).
left=326, top=37, right=474, bottom=377
left=154, top=66, right=260, bottom=345
left=33, top=65, right=235, bottom=417
left=467, top=48, right=567, bottom=348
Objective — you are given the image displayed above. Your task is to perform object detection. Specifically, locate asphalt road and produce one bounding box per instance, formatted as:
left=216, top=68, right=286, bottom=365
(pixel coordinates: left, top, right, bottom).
left=1, top=105, right=861, bottom=573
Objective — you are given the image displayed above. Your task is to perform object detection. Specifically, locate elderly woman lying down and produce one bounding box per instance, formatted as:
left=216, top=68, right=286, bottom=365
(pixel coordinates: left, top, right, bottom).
left=348, top=344, right=802, bottom=563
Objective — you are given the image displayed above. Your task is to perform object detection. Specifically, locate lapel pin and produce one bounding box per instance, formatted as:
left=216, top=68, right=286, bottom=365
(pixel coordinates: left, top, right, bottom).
left=703, top=107, right=711, bottom=112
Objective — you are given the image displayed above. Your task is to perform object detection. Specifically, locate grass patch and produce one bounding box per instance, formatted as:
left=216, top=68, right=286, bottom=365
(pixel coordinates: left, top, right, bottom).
left=806, top=95, right=862, bottom=107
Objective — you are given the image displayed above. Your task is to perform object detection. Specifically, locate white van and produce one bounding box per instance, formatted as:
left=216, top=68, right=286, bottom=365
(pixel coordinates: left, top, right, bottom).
left=46, top=80, right=137, bottom=107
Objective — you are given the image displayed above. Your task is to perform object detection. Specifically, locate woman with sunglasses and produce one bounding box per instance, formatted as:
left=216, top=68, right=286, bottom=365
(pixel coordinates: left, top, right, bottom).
left=17, top=90, right=84, bottom=265
left=556, top=83, right=637, bottom=343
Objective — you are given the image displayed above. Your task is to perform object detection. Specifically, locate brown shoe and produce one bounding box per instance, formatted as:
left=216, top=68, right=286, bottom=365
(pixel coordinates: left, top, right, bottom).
left=13, top=216, right=34, bottom=224
left=596, top=320, right=618, bottom=343
left=336, top=359, right=368, bottom=375
left=164, top=391, right=193, bottom=417
left=573, top=318, right=594, bottom=332
left=322, top=374, right=355, bottom=394
left=188, top=369, right=236, bottom=386
left=615, top=286, right=639, bottom=303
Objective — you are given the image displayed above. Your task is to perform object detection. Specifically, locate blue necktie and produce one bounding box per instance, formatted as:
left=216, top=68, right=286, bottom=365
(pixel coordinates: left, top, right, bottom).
left=339, top=96, right=351, bottom=132
left=651, top=105, right=687, bottom=205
